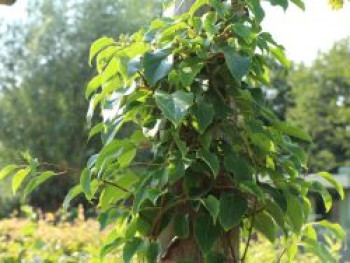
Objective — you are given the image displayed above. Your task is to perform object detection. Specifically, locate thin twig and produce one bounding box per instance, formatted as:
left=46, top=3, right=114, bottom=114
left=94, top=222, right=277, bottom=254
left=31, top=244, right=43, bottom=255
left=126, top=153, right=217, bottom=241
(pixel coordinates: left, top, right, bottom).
left=276, top=247, right=287, bottom=263
left=241, top=199, right=257, bottom=262
left=100, top=179, right=130, bottom=193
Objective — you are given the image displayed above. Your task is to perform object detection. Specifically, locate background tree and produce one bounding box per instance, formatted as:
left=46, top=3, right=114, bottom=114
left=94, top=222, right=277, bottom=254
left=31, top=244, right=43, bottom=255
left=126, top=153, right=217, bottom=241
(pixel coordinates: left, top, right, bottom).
left=0, top=0, right=160, bottom=211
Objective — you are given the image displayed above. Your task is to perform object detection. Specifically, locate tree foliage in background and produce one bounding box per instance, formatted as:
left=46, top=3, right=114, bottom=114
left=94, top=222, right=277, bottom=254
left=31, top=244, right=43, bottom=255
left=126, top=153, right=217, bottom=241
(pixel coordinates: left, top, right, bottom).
left=0, top=0, right=346, bottom=262
left=287, top=39, right=350, bottom=173
left=0, top=0, right=160, bottom=210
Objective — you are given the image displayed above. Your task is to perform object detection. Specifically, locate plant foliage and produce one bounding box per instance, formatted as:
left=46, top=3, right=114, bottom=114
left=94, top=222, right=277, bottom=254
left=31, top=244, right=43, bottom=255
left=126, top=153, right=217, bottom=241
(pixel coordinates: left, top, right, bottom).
left=1, top=0, right=345, bottom=262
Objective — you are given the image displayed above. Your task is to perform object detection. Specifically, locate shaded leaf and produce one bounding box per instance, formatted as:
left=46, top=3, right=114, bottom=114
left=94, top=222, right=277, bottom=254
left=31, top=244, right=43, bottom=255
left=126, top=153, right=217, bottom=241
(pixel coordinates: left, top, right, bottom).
left=219, top=193, right=247, bottom=231
left=143, top=49, right=173, bottom=85
left=194, top=214, right=221, bottom=254
left=197, top=149, right=220, bottom=178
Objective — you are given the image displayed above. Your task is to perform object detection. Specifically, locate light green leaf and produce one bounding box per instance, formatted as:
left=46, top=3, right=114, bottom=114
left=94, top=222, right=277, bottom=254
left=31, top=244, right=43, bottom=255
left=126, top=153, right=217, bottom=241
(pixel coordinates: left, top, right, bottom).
left=24, top=171, right=55, bottom=198
left=270, top=47, right=291, bottom=68
left=202, top=195, right=220, bottom=223
left=197, top=149, right=220, bottom=178
left=174, top=214, right=190, bottom=239
left=254, top=211, right=277, bottom=242
left=12, top=167, right=31, bottom=194
left=222, top=45, right=251, bottom=82
left=290, top=0, right=305, bottom=10
left=317, top=220, right=345, bottom=240
left=0, top=165, right=17, bottom=180
left=155, top=90, right=193, bottom=127
left=317, top=172, right=344, bottom=200
left=63, top=184, right=83, bottom=211
left=85, top=75, right=101, bottom=99
left=89, top=37, right=115, bottom=66
left=303, top=238, right=336, bottom=263
left=143, top=49, right=173, bottom=85
left=80, top=168, right=91, bottom=198
left=194, top=214, right=221, bottom=254
left=274, top=121, right=311, bottom=142
left=219, top=193, right=247, bottom=231
left=202, top=12, right=217, bottom=39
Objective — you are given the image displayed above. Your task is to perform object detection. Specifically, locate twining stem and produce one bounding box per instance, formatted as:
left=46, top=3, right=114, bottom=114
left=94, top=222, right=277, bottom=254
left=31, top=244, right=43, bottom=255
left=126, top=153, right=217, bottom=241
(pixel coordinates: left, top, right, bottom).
left=241, top=198, right=257, bottom=262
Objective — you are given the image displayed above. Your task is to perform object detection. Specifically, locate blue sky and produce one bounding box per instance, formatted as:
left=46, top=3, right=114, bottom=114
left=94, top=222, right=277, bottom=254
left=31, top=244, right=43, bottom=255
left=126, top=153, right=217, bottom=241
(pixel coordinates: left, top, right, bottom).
left=1, top=0, right=350, bottom=64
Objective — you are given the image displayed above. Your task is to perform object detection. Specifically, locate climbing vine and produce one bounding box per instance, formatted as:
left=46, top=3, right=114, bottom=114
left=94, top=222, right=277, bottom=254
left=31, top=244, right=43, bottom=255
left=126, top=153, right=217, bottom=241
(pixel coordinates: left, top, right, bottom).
left=0, top=0, right=345, bottom=262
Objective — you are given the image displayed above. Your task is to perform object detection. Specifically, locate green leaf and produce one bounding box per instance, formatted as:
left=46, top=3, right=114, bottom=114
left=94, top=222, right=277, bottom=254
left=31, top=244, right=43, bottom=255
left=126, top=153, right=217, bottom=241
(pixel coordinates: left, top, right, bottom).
left=197, top=149, right=220, bottom=178
left=317, top=220, right=345, bottom=240
left=145, top=241, right=159, bottom=263
left=222, top=45, right=251, bottom=82
left=194, top=214, right=221, bottom=254
left=85, top=75, right=101, bottom=99
left=202, top=195, right=220, bottom=223
left=63, top=184, right=83, bottom=211
left=265, top=199, right=285, bottom=229
left=191, top=99, right=214, bottom=134
left=248, top=0, right=265, bottom=23
left=204, top=252, right=226, bottom=263
left=274, top=121, right=311, bottom=142
left=270, top=47, right=291, bottom=68
left=123, top=238, right=143, bottom=263
left=224, top=154, right=252, bottom=182
left=155, top=90, right=193, bottom=127
left=174, top=214, right=190, bottom=239
left=89, top=37, right=115, bottom=66
left=12, top=167, right=31, bottom=194
left=317, top=172, right=344, bottom=200
left=254, top=211, right=277, bottom=242
left=268, top=0, right=288, bottom=10
left=189, top=0, right=209, bottom=16
left=179, top=59, right=203, bottom=87
left=0, top=165, right=17, bottom=180
left=219, top=193, right=247, bottom=231
left=290, top=0, right=305, bottom=10
left=286, top=193, right=304, bottom=233
left=310, top=181, right=332, bottom=213
left=80, top=168, right=91, bottom=198
left=23, top=171, right=55, bottom=198
left=303, top=238, right=336, bottom=263
left=143, top=49, right=173, bottom=85
left=202, top=12, right=217, bottom=40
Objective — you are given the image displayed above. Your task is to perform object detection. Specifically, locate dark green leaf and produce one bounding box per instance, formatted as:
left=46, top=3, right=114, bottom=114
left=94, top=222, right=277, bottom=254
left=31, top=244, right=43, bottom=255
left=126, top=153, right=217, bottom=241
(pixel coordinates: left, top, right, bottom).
left=224, top=154, right=252, bottom=182
left=194, top=214, right=221, bottom=254
left=146, top=241, right=159, bottom=263
left=197, top=149, right=220, bottom=178
left=204, top=252, right=226, bottom=263
left=155, top=90, right=194, bottom=127
left=268, top=0, right=288, bottom=10
left=254, top=211, right=277, bottom=242
left=192, top=99, right=214, bottom=134
left=123, top=238, right=143, bottom=263
left=174, top=214, right=190, bottom=239
left=222, top=45, right=251, bottom=82
left=310, top=181, right=332, bottom=212
left=143, top=49, right=173, bottom=85
left=248, top=0, right=265, bottom=23
left=203, top=195, right=220, bottom=223
left=219, top=193, right=247, bottom=231
left=286, top=193, right=304, bottom=233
